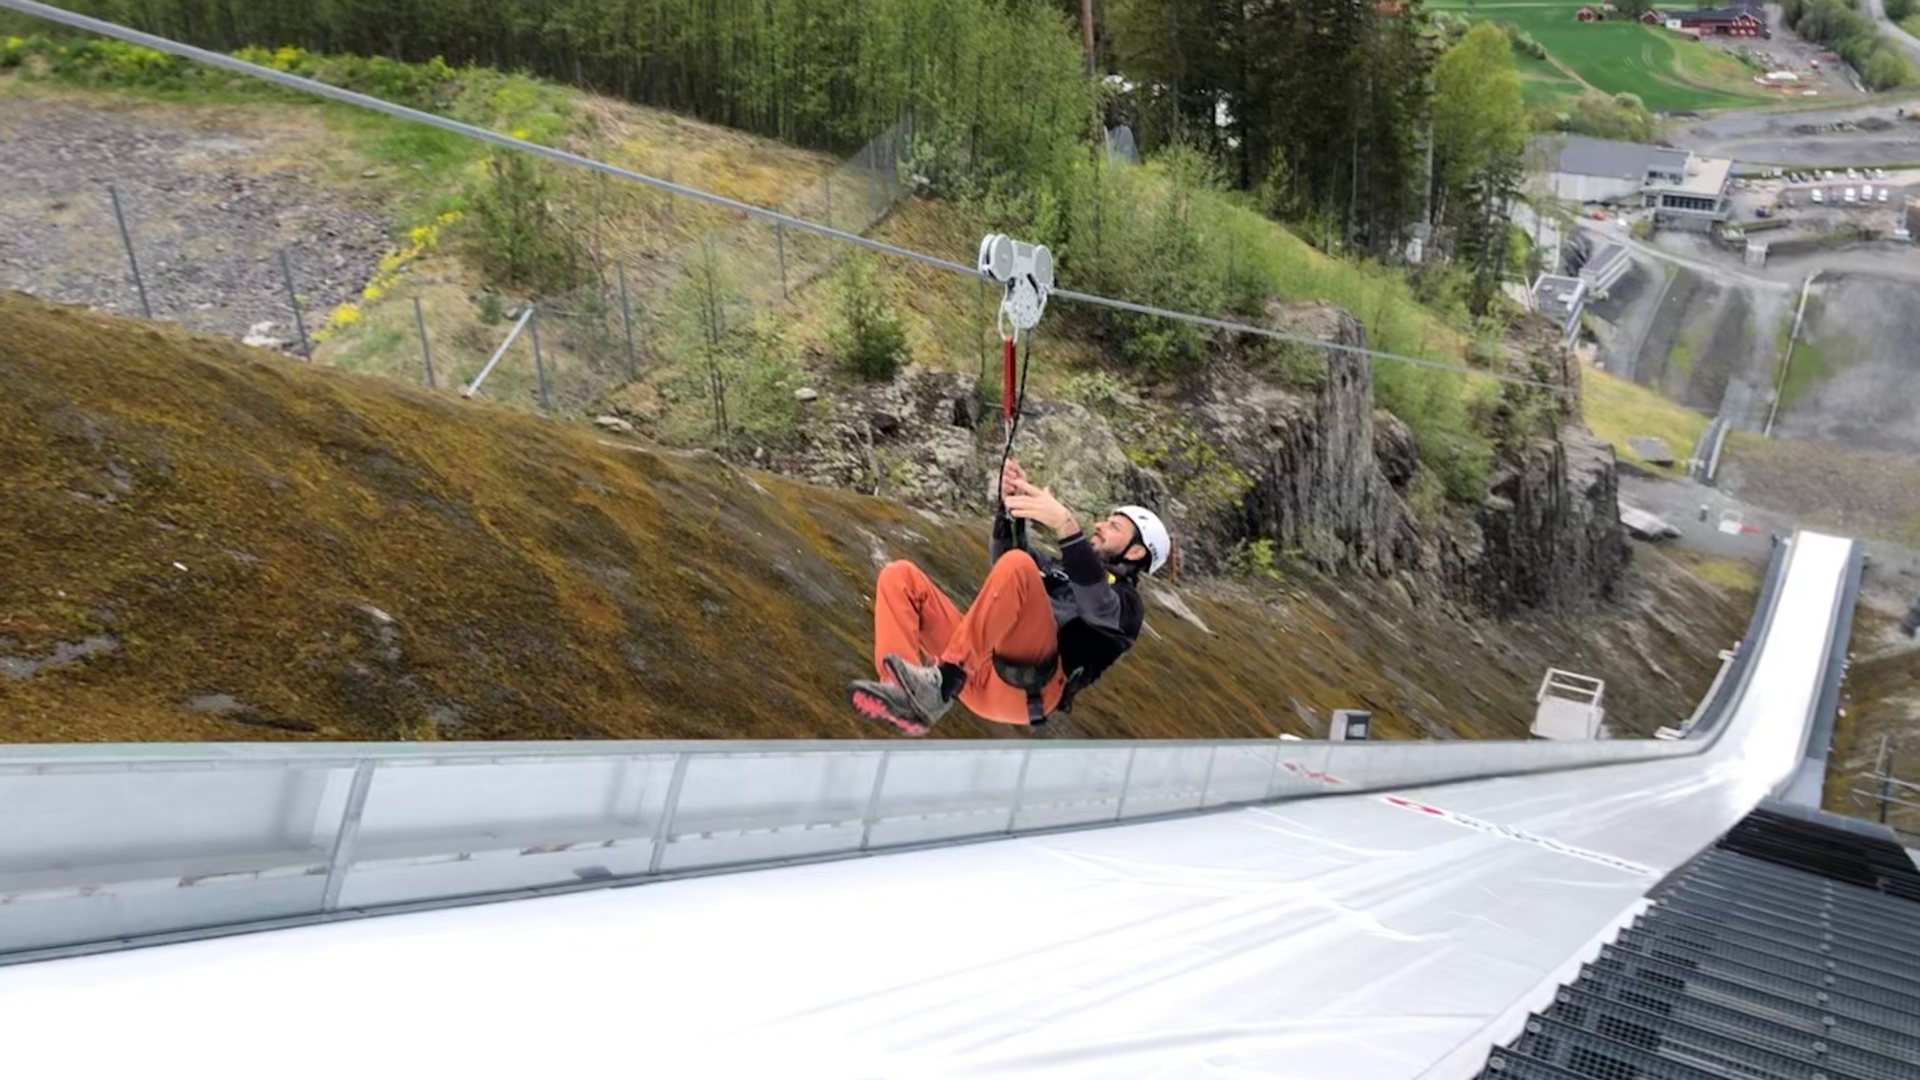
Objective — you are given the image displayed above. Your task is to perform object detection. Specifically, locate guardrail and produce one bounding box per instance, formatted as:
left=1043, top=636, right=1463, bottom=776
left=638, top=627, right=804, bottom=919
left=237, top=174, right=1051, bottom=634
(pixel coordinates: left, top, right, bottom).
left=0, top=537, right=1806, bottom=966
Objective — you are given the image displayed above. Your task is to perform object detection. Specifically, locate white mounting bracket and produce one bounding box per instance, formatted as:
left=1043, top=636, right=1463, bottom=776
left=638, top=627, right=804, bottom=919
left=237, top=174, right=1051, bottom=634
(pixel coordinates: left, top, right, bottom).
left=977, top=233, right=1054, bottom=336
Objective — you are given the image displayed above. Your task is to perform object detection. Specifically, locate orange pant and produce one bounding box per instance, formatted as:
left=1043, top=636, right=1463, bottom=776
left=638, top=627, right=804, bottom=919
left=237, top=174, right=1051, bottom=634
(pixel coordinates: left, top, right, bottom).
left=872, top=551, right=1065, bottom=726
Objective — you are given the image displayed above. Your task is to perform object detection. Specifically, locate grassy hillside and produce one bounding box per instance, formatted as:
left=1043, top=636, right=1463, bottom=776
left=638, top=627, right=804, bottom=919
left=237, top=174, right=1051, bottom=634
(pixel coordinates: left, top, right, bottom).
left=0, top=293, right=1747, bottom=742
left=0, top=38, right=1515, bottom=509
left=1582, top=365, right=1709, bottom=475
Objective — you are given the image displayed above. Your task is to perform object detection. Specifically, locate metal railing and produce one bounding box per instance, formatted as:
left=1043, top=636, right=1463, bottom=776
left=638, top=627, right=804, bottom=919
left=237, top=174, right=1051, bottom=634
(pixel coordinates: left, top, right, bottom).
left=0, top=734, right=1712, bottom=965
left=0, top=530, right=1839, bottom=968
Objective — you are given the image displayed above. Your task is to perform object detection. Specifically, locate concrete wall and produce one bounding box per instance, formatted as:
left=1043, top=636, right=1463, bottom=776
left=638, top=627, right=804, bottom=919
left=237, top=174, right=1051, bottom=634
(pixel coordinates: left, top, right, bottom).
left=1550, top=172, right=1642, bottom=204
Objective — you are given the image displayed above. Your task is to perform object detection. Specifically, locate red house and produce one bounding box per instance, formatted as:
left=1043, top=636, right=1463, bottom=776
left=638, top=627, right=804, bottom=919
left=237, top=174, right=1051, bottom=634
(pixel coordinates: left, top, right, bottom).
left=1669, top=7, right=1767, bottom=36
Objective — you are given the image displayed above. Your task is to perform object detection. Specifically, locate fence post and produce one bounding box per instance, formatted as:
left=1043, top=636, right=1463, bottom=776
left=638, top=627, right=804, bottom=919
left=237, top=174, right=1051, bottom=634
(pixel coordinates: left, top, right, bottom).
left=529, top=305, right=551, bottom=413
left=616, top=263, right=638, bottom=379
left=1879, top=734, right=1893, bottom=825
left=1115, top=746, right=1140, bottom=820
left=648, top=752, right=692, bottom=874
left=321, top=761, right=377, bottom=912
left=824, top=175, right=833, bottom=231
left=776, top=220, right=789, bottom=300
left=858, top=750, right=893, bottom=852
left=464, top=307, right=533, bottom=398
left=1007, top=746, right=1036, bottom=833
left=277, top=249, right=313, bottom=361
left=106, top=183, right=153, bottom=320
left=412, top=295, right=436, bottom=389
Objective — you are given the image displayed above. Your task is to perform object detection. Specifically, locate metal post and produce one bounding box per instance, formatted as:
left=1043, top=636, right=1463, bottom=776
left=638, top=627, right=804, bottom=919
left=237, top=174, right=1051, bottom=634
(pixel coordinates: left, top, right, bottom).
left=858, top=751, right=893, bottom=851
left=824, top=175, right=833, bottom=230
left=321, top=761, right=377, bottom=911
left=1114, top=746, right=1139, bottom=820
left=1878, top=735, right=1893, bottom=825
left=529, top=305, right=551, bottom=412
left=106, top=183, right=152, bottom=320
left=615, top=263, right=637, bottom=379
left=648, top=752, right=692, bottom=874
left=278, top=249, right=312, bottom=361
left=775, top=220, right=788, bottom=300
left=1006, top=746, right=1036, bottom=833
left=412, top=295, right=435, bottom=389
left=465, top=307, right=533, bottom=398
left=1265, top=743, right=1286, bottom=799
left=1198, top=745, right=1220, bottom=808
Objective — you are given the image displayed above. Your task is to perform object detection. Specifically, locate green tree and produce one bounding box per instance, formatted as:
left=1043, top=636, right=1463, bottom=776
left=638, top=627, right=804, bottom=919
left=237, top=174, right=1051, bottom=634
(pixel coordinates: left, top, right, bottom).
left=832, top=256, right=909, bottom=382
left=1864, top=45, right=1915, bottom=90
left=465, top=150, right=587, bottom=293
left=1432, top=23, right=1526, bottom=315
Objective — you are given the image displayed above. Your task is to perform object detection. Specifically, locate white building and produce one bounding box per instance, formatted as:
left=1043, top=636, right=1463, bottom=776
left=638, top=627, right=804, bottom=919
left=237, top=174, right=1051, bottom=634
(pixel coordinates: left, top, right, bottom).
left=1537, top=135, right=1733, bottom=231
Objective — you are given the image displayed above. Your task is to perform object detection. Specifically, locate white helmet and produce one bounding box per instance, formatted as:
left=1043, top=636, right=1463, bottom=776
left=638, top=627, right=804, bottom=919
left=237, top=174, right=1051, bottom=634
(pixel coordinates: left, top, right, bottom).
left=1113, top=505, right=1171, bottom=575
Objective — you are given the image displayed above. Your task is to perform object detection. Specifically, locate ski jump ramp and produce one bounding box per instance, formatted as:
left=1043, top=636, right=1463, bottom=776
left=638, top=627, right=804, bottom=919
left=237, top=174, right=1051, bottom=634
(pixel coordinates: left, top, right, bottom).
left=0, top=532, right=1863, bottom=1078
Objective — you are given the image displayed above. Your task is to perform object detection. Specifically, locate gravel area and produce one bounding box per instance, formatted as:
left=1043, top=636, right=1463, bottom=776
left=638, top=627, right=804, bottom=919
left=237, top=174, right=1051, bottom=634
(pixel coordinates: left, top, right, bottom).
left=0, top=95, right=390, bottom=347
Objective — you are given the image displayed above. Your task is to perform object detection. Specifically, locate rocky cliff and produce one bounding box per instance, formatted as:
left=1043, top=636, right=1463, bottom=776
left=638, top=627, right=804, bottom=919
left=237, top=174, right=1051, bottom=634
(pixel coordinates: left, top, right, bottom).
left=786, top=300, right=1630, bottom=618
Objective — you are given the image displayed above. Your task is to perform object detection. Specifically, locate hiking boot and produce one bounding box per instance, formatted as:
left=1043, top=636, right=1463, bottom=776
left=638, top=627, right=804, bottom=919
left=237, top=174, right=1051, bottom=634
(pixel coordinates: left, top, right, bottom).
left=882, top=653, right=955, bottom=729
left=849, top=679, right=928, bottom=736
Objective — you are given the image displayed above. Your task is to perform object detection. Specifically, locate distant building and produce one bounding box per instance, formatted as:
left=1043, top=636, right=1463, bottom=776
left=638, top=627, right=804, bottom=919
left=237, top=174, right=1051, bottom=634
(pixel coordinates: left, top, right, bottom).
left=1535, top=135, right=1733, bottom=231
left=1575, top=5, right=1605, bottom=20
left=1666, top=6, right=1767, bottom=36
left=1639, top=9, right=1667, bottom=24
left=1578, top=242, right=1631, bottom=297
left=1531, top=273, right=1588, bottom=343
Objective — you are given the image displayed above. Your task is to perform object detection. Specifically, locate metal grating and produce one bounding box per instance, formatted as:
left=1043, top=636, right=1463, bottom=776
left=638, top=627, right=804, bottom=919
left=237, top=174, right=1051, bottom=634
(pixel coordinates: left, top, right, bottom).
left=1479, top=803, right=1920, bottom=1079
left=1621, top=920, right=1920, bottom=998
left=1569, top=965, right=1920, bottom=1066
left=1609, top=927, right=1920, bottom=1011
left=1641, top=905, right=1920, bottom=985
left=1549, top=986, right=1914, bottom=1080
left=1662, top=876, right=1920, bottom=945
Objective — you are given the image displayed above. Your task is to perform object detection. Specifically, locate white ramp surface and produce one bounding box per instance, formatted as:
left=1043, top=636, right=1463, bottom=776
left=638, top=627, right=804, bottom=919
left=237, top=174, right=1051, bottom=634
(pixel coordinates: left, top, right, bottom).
left=0, top=535, right=1857, bottom=1079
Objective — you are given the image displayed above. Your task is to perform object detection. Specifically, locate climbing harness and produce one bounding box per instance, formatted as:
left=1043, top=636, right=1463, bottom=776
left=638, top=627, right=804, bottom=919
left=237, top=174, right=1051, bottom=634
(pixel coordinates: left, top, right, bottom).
left=978, top=234, right=1060, bottom=725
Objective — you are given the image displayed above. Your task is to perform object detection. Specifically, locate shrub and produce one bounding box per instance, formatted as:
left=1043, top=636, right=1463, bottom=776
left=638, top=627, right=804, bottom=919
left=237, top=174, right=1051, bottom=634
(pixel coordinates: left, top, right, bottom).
left=831, top=256, right=909, bottom=382
left=464, top=150, right=588, bottom=294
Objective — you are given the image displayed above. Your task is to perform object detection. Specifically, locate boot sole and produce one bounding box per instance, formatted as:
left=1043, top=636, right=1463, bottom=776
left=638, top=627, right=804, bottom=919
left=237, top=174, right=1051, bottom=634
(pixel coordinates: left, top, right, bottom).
left=849, top=684, right=927, bottom=736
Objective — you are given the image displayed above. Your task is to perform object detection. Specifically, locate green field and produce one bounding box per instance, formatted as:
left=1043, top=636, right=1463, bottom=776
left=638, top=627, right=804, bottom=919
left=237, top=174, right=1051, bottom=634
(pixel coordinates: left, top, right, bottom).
left=1433, top=1, right=1775, bottom=112
left=1513, top=47, right=1587, bottom=107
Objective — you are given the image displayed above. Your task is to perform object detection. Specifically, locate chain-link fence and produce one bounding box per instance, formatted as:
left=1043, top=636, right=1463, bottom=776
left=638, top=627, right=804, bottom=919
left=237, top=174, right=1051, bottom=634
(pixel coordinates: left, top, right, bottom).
left=7, top=110, right=916, bottom=422
left=526, top=111, right=917, bottom=416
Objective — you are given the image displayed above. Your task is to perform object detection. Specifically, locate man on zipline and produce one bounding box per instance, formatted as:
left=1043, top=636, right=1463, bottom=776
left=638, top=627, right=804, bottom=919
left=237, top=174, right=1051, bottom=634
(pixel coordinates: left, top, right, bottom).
left=849, top=458, right=1170, bottom=735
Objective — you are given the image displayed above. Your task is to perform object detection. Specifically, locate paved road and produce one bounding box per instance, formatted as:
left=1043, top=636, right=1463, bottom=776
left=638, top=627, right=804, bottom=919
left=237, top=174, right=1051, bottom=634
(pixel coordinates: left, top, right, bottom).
left=1576, top=219, right=1793, bottom=292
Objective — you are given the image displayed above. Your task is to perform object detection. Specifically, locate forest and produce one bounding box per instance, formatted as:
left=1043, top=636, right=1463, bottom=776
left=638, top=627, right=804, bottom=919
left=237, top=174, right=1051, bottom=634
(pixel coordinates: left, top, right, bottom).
left=11, top=0, right=1530, bottom=306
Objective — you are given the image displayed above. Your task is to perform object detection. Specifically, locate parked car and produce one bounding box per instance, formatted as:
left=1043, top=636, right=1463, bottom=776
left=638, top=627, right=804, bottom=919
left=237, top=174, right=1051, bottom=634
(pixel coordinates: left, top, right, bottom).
left=1846, top=186, right=1857, bottom=203
left=1880, top=187, right=1890, bottom=203
left=1846, top=167, right=1859, bottom=180
left=1812, top=188, right=1825, bottom=204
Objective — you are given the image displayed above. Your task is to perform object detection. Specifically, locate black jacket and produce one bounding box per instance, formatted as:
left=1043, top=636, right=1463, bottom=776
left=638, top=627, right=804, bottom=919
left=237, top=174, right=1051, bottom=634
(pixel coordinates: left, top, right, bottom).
left=990, top=513, right=1145, bottom=712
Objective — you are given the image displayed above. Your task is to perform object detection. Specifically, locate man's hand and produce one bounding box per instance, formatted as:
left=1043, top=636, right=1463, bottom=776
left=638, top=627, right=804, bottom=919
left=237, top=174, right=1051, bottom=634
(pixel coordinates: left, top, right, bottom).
left=1000, top=458, right=1029, bottom=501
left=1003, top=477, right=1080, bottom=539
